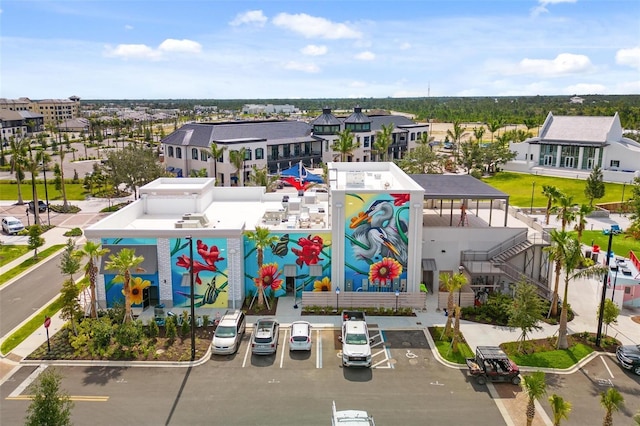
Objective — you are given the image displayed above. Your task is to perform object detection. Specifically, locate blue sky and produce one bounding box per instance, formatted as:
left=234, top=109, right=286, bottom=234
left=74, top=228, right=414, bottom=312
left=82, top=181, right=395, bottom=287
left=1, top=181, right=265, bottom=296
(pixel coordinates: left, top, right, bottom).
left=1, top=0, right=639, bottom=99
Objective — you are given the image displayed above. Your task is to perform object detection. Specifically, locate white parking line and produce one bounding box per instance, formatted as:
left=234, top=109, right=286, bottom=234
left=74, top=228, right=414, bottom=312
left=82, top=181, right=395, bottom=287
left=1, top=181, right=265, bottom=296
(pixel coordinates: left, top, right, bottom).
left=241, top=334, right=251, bottom=368
left=279, top=328, right=288, bottom=368
left=601, top=356, right=615, bottom=379
left=316, top=329, right=322, bottom=369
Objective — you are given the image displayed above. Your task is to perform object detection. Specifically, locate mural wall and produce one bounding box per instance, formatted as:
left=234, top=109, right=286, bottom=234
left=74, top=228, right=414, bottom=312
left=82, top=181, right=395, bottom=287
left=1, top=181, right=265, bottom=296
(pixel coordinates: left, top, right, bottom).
left=344, top=193, right=410, bottom=292
left=243, top=231, right=332, bottom=300
left=169, top=237, right=228, bottom=309
left=102, top=238, right=158, bottom=308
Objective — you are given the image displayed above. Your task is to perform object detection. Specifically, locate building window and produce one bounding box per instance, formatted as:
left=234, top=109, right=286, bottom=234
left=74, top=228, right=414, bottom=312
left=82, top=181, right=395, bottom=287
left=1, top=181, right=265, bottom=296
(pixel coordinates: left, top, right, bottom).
left=168, top=146, right=174, bottom=157
left=364, top=136, right=370, bottom=148
left=610, top=160, right=620, bottom=168
left=245, top=149, right=252, bottom=161
left=192, top=148, right=198, bottom=160
left=256, top=148, right=264, bottom=160
left=411, top=132, right=415, bottom=141
left=176, top=147, right=182, bottom=159
left=200, top=150, right=208, bottom=161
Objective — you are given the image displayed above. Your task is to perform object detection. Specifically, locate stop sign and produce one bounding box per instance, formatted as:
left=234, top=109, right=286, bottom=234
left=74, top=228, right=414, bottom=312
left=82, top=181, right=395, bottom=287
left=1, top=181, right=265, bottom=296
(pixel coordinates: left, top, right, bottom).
left=44, top=317, right=51, bottom=328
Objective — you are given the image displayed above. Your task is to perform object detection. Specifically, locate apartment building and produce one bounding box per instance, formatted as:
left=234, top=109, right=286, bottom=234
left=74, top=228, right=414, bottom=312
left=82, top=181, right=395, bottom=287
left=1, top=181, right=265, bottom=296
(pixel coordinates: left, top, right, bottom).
left=0, top=96, right=81, bottom=126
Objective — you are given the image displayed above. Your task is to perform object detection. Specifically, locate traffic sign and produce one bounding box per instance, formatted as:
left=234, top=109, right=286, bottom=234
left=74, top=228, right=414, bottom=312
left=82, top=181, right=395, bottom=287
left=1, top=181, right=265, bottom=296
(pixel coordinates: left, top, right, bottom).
left=44, top=317, right=51, bottom=328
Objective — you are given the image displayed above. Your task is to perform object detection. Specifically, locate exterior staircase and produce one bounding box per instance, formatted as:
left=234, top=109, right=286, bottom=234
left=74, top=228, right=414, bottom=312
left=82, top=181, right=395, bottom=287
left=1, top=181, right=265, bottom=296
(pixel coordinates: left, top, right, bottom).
left=490, top=240, right=533, bottom=263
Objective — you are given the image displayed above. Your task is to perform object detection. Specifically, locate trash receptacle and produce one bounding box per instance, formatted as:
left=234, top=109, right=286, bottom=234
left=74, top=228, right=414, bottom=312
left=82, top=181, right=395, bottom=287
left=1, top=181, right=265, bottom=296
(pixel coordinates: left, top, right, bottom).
left=585, top=250, right=592, bottom=258
left=591, top=253, right=599, bottom=263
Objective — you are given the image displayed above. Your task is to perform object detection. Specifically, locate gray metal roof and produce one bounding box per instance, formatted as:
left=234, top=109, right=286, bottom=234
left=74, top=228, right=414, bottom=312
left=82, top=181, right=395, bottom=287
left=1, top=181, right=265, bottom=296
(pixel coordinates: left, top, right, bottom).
left=310, top=107, right=341, bottom=126
left=539, top=113, right=618, bottom=143
left=162, top=120, right=313, bottom=148
left=344, top=106, right=370, bottom=124
left=409, top=174, right=509, bottom=200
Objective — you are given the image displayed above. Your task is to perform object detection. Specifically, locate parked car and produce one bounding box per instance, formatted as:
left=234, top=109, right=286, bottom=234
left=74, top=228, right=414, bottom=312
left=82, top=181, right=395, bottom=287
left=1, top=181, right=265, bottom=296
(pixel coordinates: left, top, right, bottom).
left=289, top=321, right=312, bottom=351
left=616, top=344, right=640, bottom=375
left=28, top=200, right=47, bottom=213
left=443, top=142, right=456, bottom=150
left=251, top=318, right=279, bottom=355
left=211, top=310, right=246, bottom=355
left=2, top=216, right=25, bottom=235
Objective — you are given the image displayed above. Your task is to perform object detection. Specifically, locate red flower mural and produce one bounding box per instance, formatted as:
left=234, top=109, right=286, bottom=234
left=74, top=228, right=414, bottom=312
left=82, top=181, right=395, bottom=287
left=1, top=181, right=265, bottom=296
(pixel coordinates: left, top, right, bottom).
left=253, top=263, right=283, bottom=291
left=176, top=255, right=217, bottom=285
left=368, top=257, right=403, bottom=285
left=197, top=240, right=225, bottom=267
left=390, top=193, right=410, bottom=206
left=291, top=235, right=324, bottom=267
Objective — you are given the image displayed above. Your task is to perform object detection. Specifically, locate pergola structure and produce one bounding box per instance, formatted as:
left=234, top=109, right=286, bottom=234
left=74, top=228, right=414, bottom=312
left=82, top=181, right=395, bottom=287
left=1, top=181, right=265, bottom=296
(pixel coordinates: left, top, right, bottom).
left=409, top=174, right=510, bottom=227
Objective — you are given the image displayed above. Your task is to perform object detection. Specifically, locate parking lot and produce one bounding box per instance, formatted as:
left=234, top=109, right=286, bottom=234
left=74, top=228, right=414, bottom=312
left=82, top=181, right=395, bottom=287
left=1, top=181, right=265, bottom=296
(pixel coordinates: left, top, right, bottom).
left=209, top=325, right=433, bottom=371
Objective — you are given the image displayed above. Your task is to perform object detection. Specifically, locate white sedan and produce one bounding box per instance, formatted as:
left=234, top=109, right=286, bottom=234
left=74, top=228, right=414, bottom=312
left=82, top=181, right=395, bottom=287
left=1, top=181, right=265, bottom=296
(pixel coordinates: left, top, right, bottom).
left=289, top=321, right=312, bottom=351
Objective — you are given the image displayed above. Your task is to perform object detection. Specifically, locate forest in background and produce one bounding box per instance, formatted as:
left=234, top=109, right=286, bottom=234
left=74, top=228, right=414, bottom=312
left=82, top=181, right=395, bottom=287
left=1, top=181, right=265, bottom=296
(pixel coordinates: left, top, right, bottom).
left=82, top=95, right=640, bottom=129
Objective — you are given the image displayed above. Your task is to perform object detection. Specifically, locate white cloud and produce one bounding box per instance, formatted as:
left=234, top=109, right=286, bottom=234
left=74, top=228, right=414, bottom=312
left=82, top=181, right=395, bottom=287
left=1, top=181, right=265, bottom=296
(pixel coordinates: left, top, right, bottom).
left=399, top=42, right=411, bottom=50
left=272, top=13, right=362, bottom=39
left=158, top=39, right=202, bottom=54
left=531, top=0, right=577, bottom=17
left=104, top=44, right=161, bottom=60
left=301, top=44, right=327, bottom=56
left=349, top=81, right=366, bottom=88
left=124, top=24, right=134, bottom=31
left=229, top=10, right=267, bottom=27
left=506, top=53, right=594, bottom=77
left=283, top=61, right=320, bottom=73
left=104, top=38, right=201, bottom=60
left=615, top=47, right=640, bottom=70
left=355, top=51, right=375, bottom=61
left=564, top=83, right=606, bottom=94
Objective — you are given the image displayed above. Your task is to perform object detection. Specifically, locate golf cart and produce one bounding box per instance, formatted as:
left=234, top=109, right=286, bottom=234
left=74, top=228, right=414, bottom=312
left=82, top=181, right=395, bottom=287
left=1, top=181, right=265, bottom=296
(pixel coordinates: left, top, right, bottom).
left=466, top=346, right=520, bottom=385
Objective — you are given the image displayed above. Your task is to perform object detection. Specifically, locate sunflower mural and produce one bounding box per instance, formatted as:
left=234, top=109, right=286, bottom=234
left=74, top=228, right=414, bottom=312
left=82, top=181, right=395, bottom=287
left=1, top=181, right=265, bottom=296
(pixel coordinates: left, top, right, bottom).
left=170, top=238, right=228, bottom=308
left=102, top=238, right=158, bottom=308
left=244, top=230, right=332, bottom=300
left=344, top=193, right=410, bottom=291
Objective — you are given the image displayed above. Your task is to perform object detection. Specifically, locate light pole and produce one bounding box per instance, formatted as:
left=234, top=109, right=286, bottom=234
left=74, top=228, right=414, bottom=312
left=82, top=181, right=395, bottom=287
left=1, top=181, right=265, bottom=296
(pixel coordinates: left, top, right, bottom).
left=596, top=229, right=614, bottom=347
left=42, top=161, right=50, bottom=226
left=611, top=266, right=619, bottom=303
left=26, top=207, right=30, bottom=226
left=395, top=289, right=400, bottom=312
left=335, top=287, right=340, bottom=313
left=458, top=265, right=464, bottom=306
left=530, top=181, right=535, bottom=214
left=186, top=236, right=196, bottom=361
left=621, top=183, right=626, bottom=216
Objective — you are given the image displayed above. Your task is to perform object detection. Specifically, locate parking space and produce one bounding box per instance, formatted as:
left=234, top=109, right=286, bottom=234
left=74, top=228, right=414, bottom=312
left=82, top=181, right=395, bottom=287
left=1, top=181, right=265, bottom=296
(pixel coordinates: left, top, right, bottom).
left=209, top=326, right=434, bottom=372
left=382, top=329, right=433, bottom=370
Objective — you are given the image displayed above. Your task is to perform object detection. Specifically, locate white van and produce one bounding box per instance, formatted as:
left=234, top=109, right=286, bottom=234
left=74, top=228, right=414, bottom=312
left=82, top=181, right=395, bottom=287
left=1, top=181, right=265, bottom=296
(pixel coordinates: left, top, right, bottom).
left=211, top=310, right=246, bottom=355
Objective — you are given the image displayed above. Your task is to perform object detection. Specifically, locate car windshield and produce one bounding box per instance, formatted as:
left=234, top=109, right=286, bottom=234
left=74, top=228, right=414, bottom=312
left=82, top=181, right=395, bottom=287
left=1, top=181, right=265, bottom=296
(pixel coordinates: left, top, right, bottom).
left=9, top=221, right=21, bottom=226
left=214, top=326, right=236, bottom=338
left=345, top=333, right=367, bottom=345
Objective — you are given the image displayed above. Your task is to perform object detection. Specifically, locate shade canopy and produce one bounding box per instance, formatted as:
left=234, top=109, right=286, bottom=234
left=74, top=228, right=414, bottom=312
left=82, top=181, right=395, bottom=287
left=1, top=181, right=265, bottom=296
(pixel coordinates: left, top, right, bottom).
left=279, top=162, right=324, bottom=183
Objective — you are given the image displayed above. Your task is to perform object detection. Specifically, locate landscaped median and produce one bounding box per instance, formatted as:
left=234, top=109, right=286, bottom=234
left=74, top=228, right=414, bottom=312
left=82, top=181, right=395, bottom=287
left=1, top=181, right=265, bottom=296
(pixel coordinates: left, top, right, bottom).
left=0, top=244, right=66, bottom=286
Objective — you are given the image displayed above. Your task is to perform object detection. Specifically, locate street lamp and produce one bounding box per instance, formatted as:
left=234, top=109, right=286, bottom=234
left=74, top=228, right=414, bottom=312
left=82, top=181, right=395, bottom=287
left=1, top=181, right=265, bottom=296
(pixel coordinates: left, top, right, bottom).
left=41, top=161, right=50, bottom=226
left=335, top=287, right=340, bottom=313
left=395, top=289, right=400, bottom=312
left=596, top=229, right=614, bottom=347
left=611, top=266, right=619, bottom=303
left=458, top=265, right=464, bottom=306
left=530, top=181, right=535, bottom=214
left=621, top=183, right=626, bottom=216
left=185, top=236, right=196, bottom=361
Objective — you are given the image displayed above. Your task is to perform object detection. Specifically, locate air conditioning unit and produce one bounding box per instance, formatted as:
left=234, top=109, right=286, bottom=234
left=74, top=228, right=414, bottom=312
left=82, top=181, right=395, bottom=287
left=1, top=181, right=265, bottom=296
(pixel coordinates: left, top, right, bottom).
left=182, top=213, right=209, bottom=226
left=174, top=220, right=201, bottom=229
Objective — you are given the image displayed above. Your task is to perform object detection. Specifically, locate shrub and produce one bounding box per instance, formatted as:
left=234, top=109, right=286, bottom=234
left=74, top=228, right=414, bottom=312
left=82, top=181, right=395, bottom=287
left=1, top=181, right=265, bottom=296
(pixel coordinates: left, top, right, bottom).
left=92, top=318, right=114, bottom=352
left=202, top=315, right=210, bottom=327
left=146, top=318, right=159, bottom=339
left=63, top=227, right=83, bottom=237
left=165, top=317, right=177, bottom=343
left=180, top=311, right=190, bottom=337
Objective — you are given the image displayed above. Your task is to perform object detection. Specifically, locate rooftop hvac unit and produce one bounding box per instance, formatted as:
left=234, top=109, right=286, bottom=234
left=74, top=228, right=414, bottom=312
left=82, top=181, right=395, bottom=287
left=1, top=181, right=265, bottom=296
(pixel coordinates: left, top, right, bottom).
left=174, top=220, right=201, bottom=229
left=182, top=213, right=209, bottom=226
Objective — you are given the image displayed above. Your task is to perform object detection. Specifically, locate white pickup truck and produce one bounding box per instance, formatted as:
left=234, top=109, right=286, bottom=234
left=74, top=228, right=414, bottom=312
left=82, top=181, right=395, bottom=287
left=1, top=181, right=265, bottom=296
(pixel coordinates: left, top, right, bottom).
left=331, top=401, right=375, bottom=425
left=339, top=311, right=372, bottom=368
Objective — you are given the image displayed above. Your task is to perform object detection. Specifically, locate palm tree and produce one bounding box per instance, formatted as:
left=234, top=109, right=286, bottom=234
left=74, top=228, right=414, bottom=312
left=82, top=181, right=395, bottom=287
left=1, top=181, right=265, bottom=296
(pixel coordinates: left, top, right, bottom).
left=248, top=165, right=279, bottom=191
left=574, top=203, right=594, bottom=243
left=374, top=123, right=394, bottom=161
left=104, top=248, right=145, bottom=323
left=545, top=230, right=608, bottom=348
left=74, top=242, right=110, bottom=319
left=487, top=119, right=504, bottom=143
left=332, top=129, right=358, bottom=162
left=550, top=193, right=576, bottom=231
left=600, top=388, right=624, bottom=426
left=473, top=126, right=485, bottom=144
left=57, top=145, right=70, bottom=211
left=522, top=371, right=547, bottom=426
left=548, top=394, right=571, bottom=425
left=245, top=227, right=279, bottom=308
left=24, top=150, right=45, bottom=225
left=207, top=142, right=227, bottom=185
left=9, top=135, right=28, bottom=205
left=446, top=120, right=464, bottom=160
left=542, top=185, right=561, bottom=225
left=229, top=147, right=246, bottom=187
left=440, top=271, right=466, bottom=340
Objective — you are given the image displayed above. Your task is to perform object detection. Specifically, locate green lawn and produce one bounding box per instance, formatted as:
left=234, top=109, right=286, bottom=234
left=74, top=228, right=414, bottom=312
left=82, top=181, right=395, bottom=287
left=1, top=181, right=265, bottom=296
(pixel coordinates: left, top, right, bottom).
left=429, top=327, right=474, bottom=364
left=0, top=245, right=30, bottom=267
left=575, top=230, right=640, bottom=258
left=0, top=244, right=66, bottom=286
left=0, top=182, right=88, bottom=201
left=483, top=172, right=628, bottom=208
left=504, top=343, right=593, bottom=369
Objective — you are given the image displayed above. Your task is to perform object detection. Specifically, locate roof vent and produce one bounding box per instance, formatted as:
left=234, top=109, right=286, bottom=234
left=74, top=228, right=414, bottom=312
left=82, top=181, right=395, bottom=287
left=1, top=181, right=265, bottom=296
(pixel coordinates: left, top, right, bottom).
left=182, top=213, right=209, bottom=227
